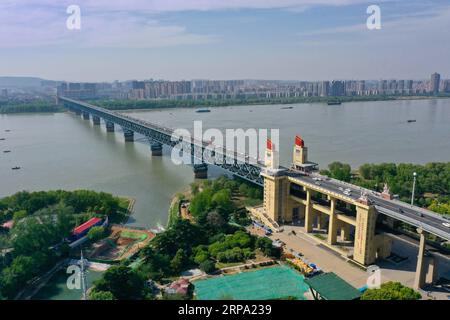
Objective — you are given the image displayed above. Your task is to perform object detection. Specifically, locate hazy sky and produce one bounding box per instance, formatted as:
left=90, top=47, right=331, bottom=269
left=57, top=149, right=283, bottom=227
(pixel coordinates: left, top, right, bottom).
left=1, top=0, right=449, bottom=81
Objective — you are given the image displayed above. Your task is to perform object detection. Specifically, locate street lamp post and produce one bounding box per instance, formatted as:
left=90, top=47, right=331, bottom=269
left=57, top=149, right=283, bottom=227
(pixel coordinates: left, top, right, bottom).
left=411, top=172, right=417, bottom=206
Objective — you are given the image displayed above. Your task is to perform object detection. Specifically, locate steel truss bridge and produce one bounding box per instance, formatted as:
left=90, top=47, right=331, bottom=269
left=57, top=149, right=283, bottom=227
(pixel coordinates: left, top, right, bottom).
left=59, top=96, right=264, bottom=185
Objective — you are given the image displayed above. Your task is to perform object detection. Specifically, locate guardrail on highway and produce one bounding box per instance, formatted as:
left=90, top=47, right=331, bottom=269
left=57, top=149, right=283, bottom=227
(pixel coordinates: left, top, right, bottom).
left=375, top=205, right=450, bottom=241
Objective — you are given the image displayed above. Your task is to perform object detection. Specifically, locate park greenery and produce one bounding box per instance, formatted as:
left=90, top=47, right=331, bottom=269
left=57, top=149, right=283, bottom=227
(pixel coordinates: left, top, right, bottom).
left=361, top=281, right=421, bottom=300
left=87, top=226, right=106, bottom=242
left=89, top=264, right=151, bottom=300
left=0, top=190, right=129, bottom=299
left=320, top=161, right=450, bottom=215
left=89, top=176, right=279, bottom=300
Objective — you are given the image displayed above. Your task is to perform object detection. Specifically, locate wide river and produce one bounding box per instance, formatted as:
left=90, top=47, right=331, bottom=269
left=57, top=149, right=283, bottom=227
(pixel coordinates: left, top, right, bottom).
left=1, top=98, right=449, bottom=228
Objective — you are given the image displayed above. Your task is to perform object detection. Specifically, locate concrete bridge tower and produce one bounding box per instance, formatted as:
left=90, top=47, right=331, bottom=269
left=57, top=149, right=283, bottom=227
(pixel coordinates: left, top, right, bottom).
left=264, top=138, right=279, bottom=170
left=293, top=135, right=307, bottom=167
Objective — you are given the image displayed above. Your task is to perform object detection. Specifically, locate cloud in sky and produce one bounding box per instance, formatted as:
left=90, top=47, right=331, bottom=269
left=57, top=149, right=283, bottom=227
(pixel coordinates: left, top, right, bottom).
left=0, top=0, right=385, bottom=48
left=0, top=2, right=218, bottom=48
left=0, top=0, right=384, bottom=13
left=0, top=0, right=448, bottom=81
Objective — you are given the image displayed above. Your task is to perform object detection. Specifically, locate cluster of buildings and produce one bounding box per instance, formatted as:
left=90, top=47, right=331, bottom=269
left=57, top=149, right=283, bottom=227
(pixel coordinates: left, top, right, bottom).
left=53, top=72, right=450, bottom=101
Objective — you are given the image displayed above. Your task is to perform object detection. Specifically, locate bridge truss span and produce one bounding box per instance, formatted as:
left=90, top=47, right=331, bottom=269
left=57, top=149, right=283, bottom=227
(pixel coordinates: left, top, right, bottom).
left=59, top=96, right=264, bottom=185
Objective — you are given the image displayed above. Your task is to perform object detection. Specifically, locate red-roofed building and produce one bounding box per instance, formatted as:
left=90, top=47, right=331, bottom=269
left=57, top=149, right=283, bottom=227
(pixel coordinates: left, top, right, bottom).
left=165, top=278, right=191, bottom=296
left=71, top=217, right=103, bottom=240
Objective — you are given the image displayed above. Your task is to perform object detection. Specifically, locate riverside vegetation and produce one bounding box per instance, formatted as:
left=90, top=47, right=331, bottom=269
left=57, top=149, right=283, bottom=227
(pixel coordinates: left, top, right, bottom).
left=0, top=190, right=130, bottom=299
left=88, top=176, right=282, bottom=300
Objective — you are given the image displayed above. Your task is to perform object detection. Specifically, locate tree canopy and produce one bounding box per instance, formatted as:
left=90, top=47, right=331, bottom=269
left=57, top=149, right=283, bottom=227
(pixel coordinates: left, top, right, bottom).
left=91, top=265, right=148, bottom=300
left=361, top=282, right=421, bottom=300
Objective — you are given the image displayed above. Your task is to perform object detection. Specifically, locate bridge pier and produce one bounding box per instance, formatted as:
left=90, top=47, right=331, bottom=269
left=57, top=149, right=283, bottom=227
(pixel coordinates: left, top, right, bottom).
left=123, top=129, right=134, bottom=142
left=150, top=142, right=163, bottom=156
left=426, top=256, right=439, bottom=285
left=316, top=213, right=324, bottom=230
left=82, top=112, right=90, bottom=120
left=327, top=198, right=338, bottom=245
left=414, top=228, right=427, bottom=290
left=305, top=190, right=313, bottom=233
left=106, top=121, right=115, bottom=132
left=193, top=163, right=208, bottom=179
left=353, top=205, right=377, bottom=265
left=92, top=115, right=101, bottom=125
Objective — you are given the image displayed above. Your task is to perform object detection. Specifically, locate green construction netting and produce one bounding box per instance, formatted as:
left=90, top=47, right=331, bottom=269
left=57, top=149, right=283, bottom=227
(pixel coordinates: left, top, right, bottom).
left=194, top=265, right=309, bottom=300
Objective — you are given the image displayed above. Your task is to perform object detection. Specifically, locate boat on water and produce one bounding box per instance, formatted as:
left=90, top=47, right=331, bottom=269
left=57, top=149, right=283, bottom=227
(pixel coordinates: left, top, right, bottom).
left=3, top=150, right=11, bottom=153
left=0, top=138, right=5, bottom=141
left=11, top=166, right=21, bottom=170
left=407, top=119, right=416, bottom=123
left=327, top=100, right=342, bottom=105
left=281, top=106, right=293, bottom=109
left=5, top=130, right=11, bottom=132
left=195, top=109, right=211, bottom=113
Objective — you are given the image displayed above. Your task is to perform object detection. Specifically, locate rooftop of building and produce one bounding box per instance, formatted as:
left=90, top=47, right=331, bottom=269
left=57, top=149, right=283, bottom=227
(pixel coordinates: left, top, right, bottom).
left=304, top=272, right=362, bottom=300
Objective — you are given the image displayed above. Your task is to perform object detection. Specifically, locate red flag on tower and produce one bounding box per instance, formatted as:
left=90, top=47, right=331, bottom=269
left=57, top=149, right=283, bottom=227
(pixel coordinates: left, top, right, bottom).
left=295, top=135, right=304, bottom=147
left=267, top=138, right=273, bottom=151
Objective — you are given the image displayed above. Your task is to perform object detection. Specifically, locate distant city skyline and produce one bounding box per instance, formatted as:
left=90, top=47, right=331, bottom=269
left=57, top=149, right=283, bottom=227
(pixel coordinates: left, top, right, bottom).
left=52, top=73, right=446, bottom=101
left=1, top=0, right=449, bottom=81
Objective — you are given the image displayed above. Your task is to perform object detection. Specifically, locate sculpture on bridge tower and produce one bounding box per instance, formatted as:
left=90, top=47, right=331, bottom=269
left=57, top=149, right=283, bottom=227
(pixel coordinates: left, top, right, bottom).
left=265, top=138, right=279, bottom=170
left=358, top=191, right=370, bottom=205
left=381, top=183, right=393, bottom=200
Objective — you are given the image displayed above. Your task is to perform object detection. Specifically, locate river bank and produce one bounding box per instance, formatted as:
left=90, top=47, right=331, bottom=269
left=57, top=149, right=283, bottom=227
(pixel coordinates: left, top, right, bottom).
left=92, top=95, right=450, bottom=111
left=2, top=95, right=450, bottom=114
left=167, top=186, right=192, bottom=228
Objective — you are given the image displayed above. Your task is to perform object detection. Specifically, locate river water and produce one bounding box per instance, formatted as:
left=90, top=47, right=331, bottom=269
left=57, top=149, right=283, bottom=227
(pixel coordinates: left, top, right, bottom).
left=1, top=98, right=449, bottom=228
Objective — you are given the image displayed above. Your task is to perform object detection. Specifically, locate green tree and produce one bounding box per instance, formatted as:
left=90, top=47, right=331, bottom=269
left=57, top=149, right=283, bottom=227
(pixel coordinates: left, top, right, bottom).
left=12, top=210, right=27, bottom=222
left=139, top=246, right=172, bottom=280
left=93, top=265, right=146, bottom=300
left=189, top=189, right=213, bottom=222
left=361, top=282, right=421, bottom=300
left=212, top=189, right=234, bottom=215
left=239, top=184, right=250, bottom=197
left=89, top=290, right=115, bottom=300
left=206, top=211, right=227, bottom=232
left=12, top=216, right=60, bottom=256
left=193, top=246, right=210, bottom=265
left=199, top=260, right=216, bottom=274
left=151, top=220, right=205, bottom=256
left=428, top=200, right=450, bottom=215
left=0, top=255, right=36, bottom=298
left=326, top=162, right=352, bottom=182
left=170, top=249, right=189, bottom=274
left=87, top=226, right=106, bottom=242
left=256, top=237, right=281, bottom=258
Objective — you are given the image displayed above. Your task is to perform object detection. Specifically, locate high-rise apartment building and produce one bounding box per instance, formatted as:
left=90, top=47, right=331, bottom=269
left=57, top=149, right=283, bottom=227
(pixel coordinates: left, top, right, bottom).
left=320, top=81, right=329, bottom=97
left=406, top=80, right=413, bottom=94
left=443, top=80, right=450, bottom=93
left=430, top=72, right=440, bottom=94
left=330, top=80, right=345, bottom=96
